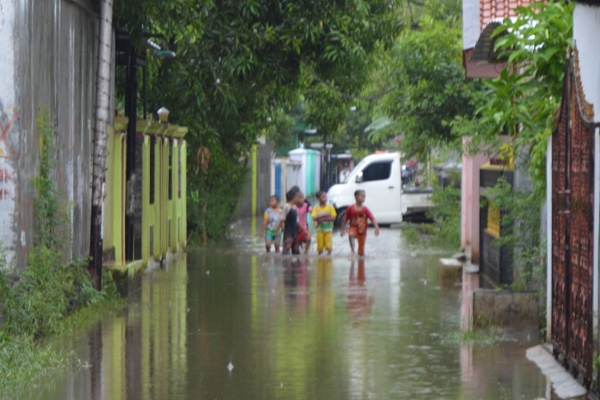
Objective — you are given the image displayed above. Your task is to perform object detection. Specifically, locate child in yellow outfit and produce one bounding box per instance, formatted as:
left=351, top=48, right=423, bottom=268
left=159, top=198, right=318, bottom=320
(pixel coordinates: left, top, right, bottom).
left=311, top=191, right=337, bottom=255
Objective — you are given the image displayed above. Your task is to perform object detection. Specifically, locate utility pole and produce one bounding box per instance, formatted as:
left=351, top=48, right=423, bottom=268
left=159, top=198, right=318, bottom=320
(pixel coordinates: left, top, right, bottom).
left=89, top=0, right=113, bottom=290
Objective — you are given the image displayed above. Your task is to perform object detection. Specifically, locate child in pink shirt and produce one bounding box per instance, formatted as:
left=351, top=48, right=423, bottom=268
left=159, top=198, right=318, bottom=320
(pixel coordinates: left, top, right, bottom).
left=294, top=192, right=313, bottom=254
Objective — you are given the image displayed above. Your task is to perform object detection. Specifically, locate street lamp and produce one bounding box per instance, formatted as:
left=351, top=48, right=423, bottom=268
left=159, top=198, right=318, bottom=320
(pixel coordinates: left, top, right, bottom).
left=157, top=107, right=169, bottom=123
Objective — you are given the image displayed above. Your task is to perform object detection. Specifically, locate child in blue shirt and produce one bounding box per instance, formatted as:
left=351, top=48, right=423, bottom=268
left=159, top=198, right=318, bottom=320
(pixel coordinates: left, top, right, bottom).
left=260, top=195, right=283, bottom=252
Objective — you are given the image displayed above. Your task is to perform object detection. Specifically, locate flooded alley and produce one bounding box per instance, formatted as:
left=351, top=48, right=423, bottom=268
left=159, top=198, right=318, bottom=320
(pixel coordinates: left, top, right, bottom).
left=30, top=223, right=548, bottom=400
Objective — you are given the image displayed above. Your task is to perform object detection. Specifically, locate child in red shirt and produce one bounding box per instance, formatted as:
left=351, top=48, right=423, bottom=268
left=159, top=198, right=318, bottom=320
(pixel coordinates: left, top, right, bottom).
left=340, top=190, right=380, bottom=256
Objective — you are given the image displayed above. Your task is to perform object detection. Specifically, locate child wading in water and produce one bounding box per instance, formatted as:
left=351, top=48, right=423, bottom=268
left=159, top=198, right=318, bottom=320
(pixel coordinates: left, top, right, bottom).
left=312, top=190, right=337, bottom=255
left=340, top=190, right=379, bottom=256
left=260, top=195, right=283, bottom=252
left=281, top=189, right=309, bottom=254
left=294, top=192, right=313, bottom=254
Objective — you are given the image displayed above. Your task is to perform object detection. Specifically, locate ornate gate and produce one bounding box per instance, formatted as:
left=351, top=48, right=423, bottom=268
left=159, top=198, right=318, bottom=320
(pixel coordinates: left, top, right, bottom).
left=551, top=48, right=595, bottom=383
left=551, top=59, right=570, bottom=365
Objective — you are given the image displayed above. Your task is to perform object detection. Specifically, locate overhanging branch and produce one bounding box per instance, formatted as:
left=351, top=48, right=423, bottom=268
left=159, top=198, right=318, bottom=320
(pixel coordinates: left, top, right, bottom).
left=301, top=62, right=398, bottom=102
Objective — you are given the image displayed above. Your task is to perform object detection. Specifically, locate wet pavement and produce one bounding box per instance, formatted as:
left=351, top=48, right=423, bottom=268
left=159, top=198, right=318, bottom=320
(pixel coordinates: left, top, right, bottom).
left=28, top=219, right=549, bottom=399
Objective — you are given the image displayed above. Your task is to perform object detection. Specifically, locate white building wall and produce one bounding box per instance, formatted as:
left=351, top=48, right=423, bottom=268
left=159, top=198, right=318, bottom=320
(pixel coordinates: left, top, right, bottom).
left=0, top=0, right=17, bottom=267
left=573, top=4, right=600, bottom=120
left=573, top=1, right=600, bottom=334
left=463, top=0, right=480, bottom=50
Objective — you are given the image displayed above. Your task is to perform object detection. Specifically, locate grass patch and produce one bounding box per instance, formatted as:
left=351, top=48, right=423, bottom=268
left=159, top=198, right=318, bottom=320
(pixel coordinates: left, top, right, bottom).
left=0, top=287, right=124, bottom=397
left=0, top=249, right=119, bottom=339
left=448, top=325, right=498, bottom=345
left=57, top=294, right=124, bottom=338
left=446, top=317, right=511, bottom=345
left=0, top=334, right=68, bottom=397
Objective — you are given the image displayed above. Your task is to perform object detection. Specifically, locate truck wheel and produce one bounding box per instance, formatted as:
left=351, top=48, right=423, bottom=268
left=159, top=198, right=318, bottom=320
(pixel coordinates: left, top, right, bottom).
left=334, top=209, right=346, bottom=228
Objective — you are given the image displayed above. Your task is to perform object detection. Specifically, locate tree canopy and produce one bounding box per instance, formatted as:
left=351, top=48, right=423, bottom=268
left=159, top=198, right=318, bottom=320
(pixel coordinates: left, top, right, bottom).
left=111, top=0, right=568, bottom=239
left=113, top=0, right=402, bottom=239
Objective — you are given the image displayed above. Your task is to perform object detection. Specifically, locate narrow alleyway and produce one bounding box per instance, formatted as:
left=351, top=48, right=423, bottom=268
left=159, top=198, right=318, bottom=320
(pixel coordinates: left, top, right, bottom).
left=30, top=221, right=547, bottom=399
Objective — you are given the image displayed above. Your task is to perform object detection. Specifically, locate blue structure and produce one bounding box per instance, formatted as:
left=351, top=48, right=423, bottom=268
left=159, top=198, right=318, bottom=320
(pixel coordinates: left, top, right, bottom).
left=274, top=160, right=282, bottom=200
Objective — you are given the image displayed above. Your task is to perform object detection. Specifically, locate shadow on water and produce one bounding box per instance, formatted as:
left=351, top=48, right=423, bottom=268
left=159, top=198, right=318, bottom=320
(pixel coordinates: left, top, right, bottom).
left=26, top=219, right=549, bottom=400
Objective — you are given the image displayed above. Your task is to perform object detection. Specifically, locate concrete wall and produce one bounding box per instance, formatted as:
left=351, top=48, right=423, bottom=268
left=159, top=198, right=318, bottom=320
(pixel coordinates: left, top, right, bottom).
left=573, top=2, right=600, bottom=347
left=460, top=137, right=489, bottom=263
left=573, top=4, right=600, bottom=122
left=0, top=0, right=106, bottom=268
left=472, top=289, right=539, bottom=329
left=237, top=142, right=272, bottom=218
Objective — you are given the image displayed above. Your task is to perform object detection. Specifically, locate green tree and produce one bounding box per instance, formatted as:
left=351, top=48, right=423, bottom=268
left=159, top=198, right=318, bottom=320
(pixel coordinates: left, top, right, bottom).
left=113, top=0, right=401, bottom=240
left=370, top=0, right=480, bottom=160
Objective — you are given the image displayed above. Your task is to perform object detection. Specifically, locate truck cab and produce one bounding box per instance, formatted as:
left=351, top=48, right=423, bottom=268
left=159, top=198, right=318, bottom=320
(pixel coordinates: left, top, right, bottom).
left=327, top=153, right=432, bottom=225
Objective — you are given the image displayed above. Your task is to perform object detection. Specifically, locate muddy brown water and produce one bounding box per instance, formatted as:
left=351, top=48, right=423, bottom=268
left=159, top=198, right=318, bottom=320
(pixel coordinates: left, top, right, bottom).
left=25, top=220, right=548, bottom=399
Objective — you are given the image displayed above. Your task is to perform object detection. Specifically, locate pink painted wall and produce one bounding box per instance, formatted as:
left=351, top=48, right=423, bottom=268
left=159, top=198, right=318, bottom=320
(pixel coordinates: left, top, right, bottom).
left=461, top=137, right=490, bottom=263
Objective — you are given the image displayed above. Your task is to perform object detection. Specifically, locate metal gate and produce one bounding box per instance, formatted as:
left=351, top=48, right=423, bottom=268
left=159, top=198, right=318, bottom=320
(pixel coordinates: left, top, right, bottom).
left=551, top=52, right=595, bottom=383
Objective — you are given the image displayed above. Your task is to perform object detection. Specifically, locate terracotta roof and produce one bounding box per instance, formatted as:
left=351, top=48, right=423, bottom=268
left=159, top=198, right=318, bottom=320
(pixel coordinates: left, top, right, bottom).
left=480, top=0, right=535, bottom=30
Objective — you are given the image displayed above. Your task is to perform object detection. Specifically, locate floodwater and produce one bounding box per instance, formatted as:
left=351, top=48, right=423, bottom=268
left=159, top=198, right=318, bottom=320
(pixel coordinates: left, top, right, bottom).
left=28, top=219, right=549, bottom=400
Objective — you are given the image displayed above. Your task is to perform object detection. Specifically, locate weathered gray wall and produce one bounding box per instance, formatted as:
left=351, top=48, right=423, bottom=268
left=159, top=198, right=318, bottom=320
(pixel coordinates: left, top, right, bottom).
left=236, top=142, right=273, bottom=219
left=0, top=0, right=104, bottom=268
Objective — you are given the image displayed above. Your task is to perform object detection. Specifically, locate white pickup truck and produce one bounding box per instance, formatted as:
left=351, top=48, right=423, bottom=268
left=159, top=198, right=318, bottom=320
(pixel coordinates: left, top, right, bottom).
left=327, top=152, right=433, bottom=225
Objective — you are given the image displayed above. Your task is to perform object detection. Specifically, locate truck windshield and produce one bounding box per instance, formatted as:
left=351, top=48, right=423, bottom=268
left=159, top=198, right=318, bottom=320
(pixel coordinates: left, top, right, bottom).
left=343, top=158, right=394, bottom=183
left=361, top=161, right=392, bottom=182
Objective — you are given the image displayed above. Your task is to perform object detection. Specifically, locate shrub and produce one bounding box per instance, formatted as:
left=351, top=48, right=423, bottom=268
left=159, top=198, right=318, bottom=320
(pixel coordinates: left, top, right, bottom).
left=425, top=185, right=461, bottom=249
left=187, top=145, right=249, bottom=243
left=485, top=178, right=545, bottom=293
left=0, top=246, right=112, bottom=338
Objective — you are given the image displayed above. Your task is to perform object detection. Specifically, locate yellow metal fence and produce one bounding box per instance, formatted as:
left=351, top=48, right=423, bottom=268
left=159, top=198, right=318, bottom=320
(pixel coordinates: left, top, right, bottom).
left=104, top=117, right=188, bottom=266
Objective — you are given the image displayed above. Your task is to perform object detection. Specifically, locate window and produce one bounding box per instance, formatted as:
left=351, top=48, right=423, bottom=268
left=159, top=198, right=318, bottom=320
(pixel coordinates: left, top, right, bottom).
left=361, top=161, right=392, bottom=182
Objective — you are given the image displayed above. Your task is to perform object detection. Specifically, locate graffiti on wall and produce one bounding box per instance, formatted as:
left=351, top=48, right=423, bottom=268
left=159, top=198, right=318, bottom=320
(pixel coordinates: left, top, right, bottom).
left=0, top=100, right=18, bottom=264
left=0, top=106, right=18, bottom=201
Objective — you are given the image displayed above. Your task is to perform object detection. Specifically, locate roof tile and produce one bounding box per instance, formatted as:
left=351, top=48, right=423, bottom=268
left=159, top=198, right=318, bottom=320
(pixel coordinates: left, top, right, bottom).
left=480, top=0, right=536, bottom=31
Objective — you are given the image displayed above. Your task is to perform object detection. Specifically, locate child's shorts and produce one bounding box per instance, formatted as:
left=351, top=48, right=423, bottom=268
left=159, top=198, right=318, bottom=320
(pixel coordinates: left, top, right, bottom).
left=316, top=231, right=333, bottom=252
left=283, top=235, right=299, bottom=255
left=297, top=228, right=310, bottom=244
left=349, top=226, right=367, bottom=256
left=265, top=229, right=280, bottom=242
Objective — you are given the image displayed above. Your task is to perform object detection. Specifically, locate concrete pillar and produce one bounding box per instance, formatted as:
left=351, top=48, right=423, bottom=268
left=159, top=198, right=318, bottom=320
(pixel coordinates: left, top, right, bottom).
left=460, top=137, right=489, bottom=263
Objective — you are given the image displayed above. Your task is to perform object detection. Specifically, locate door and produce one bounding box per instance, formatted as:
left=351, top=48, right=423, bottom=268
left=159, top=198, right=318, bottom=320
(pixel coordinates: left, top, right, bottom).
left=551, top=59, right=594, bottom=383
left=356, top=160, right=401, bottom=223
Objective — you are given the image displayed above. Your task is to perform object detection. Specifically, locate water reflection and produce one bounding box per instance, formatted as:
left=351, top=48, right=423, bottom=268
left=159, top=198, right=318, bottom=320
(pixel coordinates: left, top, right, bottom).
left=31, top=231, right=548, bottom=400
left=347, top=258, right=371, bottom=322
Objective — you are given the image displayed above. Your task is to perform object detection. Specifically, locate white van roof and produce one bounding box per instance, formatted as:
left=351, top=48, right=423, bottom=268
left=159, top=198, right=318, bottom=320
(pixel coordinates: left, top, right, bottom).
left=360, top=152, right=400, bottom=162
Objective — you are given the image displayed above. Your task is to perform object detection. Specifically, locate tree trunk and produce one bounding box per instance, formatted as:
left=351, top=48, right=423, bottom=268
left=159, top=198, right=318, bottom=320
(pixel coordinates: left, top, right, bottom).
left=89, top=0, right=113, bottom=290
